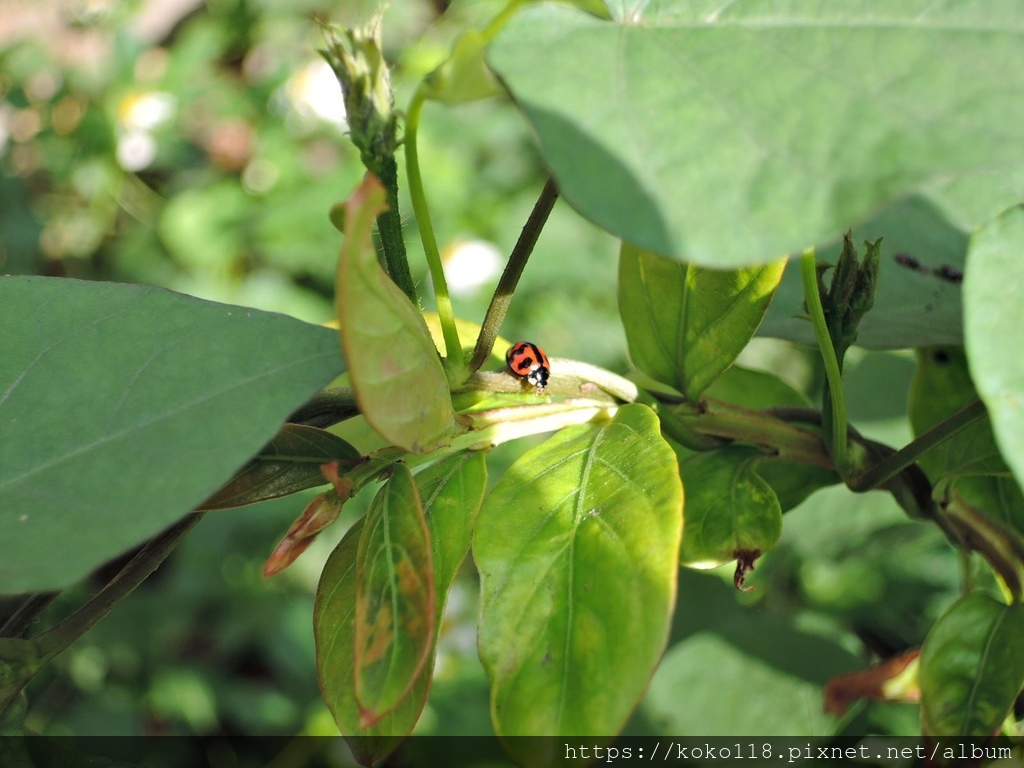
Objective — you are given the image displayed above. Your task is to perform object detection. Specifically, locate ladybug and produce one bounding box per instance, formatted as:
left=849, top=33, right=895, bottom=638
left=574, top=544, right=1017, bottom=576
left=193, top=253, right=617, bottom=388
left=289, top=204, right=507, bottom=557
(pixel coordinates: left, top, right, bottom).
left=506, top=341, right=550, bottom=390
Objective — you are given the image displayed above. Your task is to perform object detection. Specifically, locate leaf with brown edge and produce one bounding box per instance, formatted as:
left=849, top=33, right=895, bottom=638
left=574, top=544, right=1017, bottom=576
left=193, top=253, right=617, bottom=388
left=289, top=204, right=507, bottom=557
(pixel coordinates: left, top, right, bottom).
left=824, top=649, right=920, bottom=716
left=354, top=464, right=434, bottom=727
left=336, top=173, right=456, bottom=453
left=313, top=452, right=486, bottom=763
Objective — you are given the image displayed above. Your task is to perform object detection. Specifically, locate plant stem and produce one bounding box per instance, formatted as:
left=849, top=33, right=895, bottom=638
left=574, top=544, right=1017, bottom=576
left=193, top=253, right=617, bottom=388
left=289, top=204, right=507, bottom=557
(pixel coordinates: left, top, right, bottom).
left=405, top=86, right=463, bottom=371
left=469, top=177, right=559, bottom=373
left=847, top=399, right=988, bottom=492
left=0, top=593, right=58, bottom=638
left=801, top=247, right=848, bottom=474
left=34, top=514, right=202, bottom=664
left=375, top=156, right=418, bottom=304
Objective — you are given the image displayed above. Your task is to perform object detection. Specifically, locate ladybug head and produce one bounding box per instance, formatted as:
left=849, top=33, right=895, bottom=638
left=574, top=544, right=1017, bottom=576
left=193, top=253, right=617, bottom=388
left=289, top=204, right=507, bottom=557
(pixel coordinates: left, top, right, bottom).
left=526, top=366, right=549, bottom=389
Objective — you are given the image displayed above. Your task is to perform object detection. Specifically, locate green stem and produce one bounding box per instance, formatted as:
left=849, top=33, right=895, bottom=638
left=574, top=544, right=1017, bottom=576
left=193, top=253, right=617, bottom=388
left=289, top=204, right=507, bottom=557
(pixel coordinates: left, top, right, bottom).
left=405, top=86, right=463, bottom=371
left=34, top=514, right=202, bottom=664
left=0, top=593, right=58, bottom=638
left=847, top=399, right=988, bottom=492
left=801, top=247, right=848, bottom=474
left=469, top=177, right=558, bottom=373
left=374, top=155, right=417, bottom=304
left=676, top=400, right=833, bottom=467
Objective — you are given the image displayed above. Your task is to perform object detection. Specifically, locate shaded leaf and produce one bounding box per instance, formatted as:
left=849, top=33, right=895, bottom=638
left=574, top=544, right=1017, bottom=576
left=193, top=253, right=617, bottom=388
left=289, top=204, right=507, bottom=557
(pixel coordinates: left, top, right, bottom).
left=645, top=629, right=841, bottom=737
left=353, top=464, right=434, bottom=726
left=964, top=205, right=1024, bottom=493
left=919, top=592, right=1024, bottom=736
left=761, top=197, right=968, bottom=349
left=909, top=347, right=1024, bottom=533
left=618, top=243, right=785, bottom=399
left=0, top=277, right=344, bottom=594
left=423, top=29, right=501, bottom=105
left=489, top=4, right=1024, bottom=267
left=475, top=404, right=682, bottom=743
left=200, top=424, right=360, bottom=510
left=336, top=174, right=456, bottom=453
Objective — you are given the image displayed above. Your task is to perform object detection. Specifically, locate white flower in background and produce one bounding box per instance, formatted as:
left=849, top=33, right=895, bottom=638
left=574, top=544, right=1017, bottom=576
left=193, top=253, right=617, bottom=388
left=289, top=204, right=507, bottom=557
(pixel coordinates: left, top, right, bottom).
left=116, top=130, right=157, bottom=171
left=441, top=238, right=503, bottom=297
left=118, top=90, right=175, bottom=132
left=284, top=59, right=347, bottom=129
left=115, top=90, right=175, bottom=170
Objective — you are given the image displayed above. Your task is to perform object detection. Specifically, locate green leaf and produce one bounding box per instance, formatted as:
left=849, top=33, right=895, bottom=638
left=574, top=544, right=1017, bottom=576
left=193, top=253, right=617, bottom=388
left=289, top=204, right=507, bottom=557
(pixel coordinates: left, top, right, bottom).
left=909, top=348, right=1009, bottom=479
left=685, top=366, right=839, bottom=512
left=678, top=448, right=782, bottom=578
left=337, top=174, right=456, bottom=453
left=964, top=205, right=1024, bottom=493
left=315, top=453, right=486, bottom=760
left=0, top=277, right=344, bottom=594
left=919, top=592, right=1024, bottom=736
left=618, top=242, right=785, bottom=399
left=200, top=424, right=361, bottom=510
left=423, top=29, right=502, bottom=106
left=909, top=345, right=1024, bottom=535
left=475, top=404, right=682, bottom=742
left=645, top=629, right=842, bottom=736
left=704, top=365, right=811, bottom=410
left=353, top=465, right=434, bottom=727
left=761, top=197, right=968, bottom=349
left=488, top=4, right=1024, bottom=267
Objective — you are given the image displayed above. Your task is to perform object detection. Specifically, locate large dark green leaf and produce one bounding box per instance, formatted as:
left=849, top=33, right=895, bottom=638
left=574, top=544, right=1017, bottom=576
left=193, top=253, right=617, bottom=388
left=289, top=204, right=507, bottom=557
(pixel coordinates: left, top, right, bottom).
left=475, top=404, right=682, bottom=746
left=336, top=174, right=456, bottom=453
left=0, top=277, right=344, bottom=594
left=489, top=3, right=1024, bottom=267
left=919, top=592, right=1024, bottom=736
left=618, top=243, right=785, bottom=399
left=964, top=206, right=1024, bottom=492
left=315, top=453, right=485, bottom=757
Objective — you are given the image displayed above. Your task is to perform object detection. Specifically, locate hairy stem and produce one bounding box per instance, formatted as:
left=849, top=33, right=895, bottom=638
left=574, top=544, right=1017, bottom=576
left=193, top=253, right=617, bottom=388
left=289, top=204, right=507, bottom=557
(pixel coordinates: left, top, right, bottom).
left=375, top=156, right=417, bottom=303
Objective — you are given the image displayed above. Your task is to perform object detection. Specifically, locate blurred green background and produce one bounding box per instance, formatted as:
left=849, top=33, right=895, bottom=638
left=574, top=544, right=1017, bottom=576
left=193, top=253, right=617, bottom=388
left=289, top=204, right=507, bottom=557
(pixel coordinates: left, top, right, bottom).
left=3, top=0, right=965, bottom=742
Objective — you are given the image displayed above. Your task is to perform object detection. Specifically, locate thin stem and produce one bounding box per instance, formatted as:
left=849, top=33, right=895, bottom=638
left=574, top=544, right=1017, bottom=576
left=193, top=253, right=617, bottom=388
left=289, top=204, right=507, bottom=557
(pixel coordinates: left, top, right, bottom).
left=848, top=399, right=988, bottom=492
left=405, top=86, right=463, bottom=371
left=375, top=156, right=418, bottom=304
left=0, top=593, right=59, bottom=638
left=801, top=247, right=848, bottom=474
left=469, top=177, right=559, bottom=373
left=34, top=514, right=202, bottom=663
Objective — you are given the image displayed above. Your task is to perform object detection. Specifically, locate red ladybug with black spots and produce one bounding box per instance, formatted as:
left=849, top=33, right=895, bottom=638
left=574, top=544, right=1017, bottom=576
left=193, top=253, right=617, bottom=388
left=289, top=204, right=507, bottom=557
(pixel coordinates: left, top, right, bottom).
left=506, top=341, right=550, bottom=390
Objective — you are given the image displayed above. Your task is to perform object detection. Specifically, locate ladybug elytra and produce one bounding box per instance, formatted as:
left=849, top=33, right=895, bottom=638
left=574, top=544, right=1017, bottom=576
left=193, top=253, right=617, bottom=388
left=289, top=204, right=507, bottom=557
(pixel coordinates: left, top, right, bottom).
left=506, top=341, right=550, bottom=390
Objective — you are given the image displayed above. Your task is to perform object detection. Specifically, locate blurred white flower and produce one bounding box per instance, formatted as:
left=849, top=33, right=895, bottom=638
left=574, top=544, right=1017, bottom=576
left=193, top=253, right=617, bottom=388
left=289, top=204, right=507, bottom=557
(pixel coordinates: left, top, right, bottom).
left=116, top=129, right=157, bottom=171
left=114, top=91, right=175, bottom=171
left=441, top=238, right=503, bottom=296
left=117, top=90, right=175, bottom=132
left=284, top=59, right=347, bottom=129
